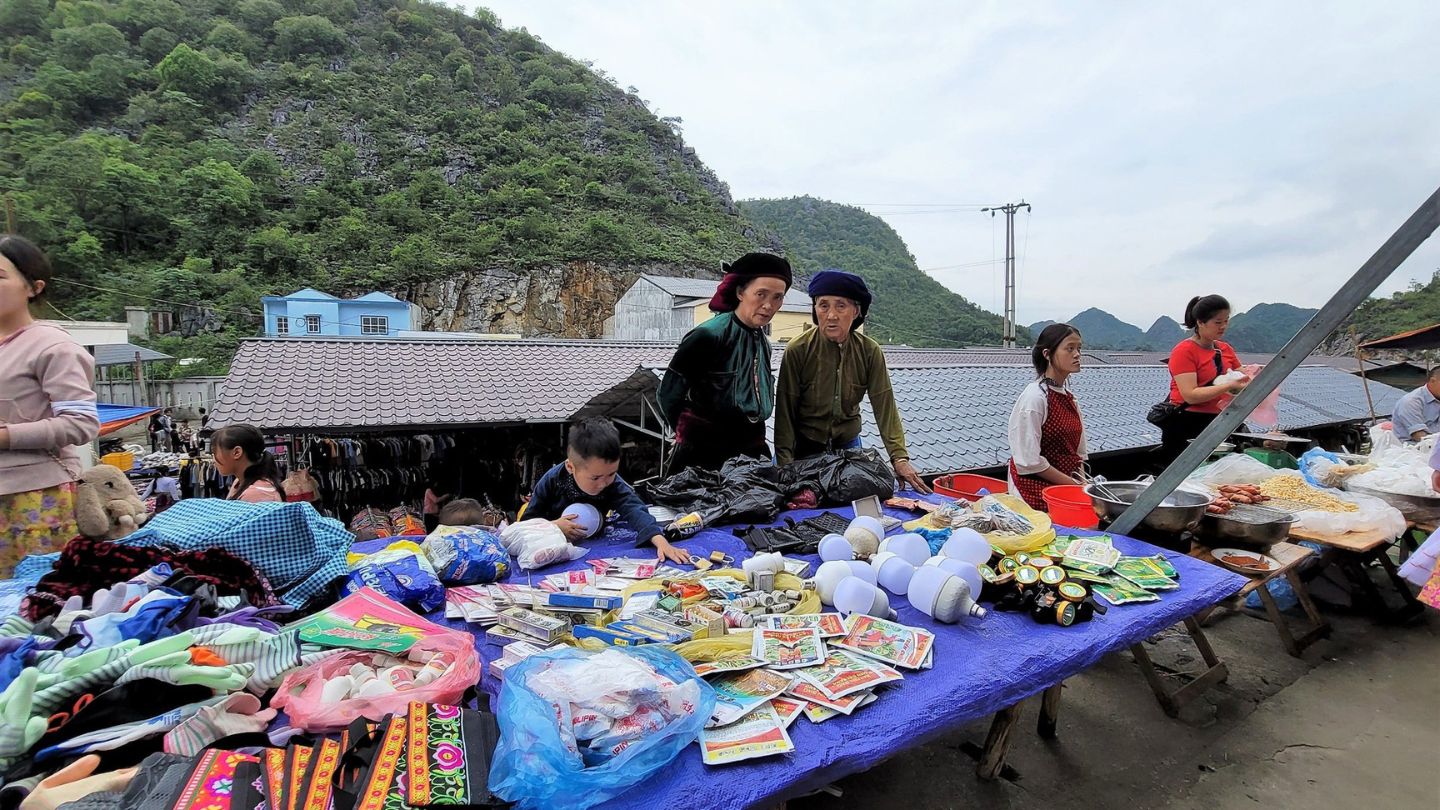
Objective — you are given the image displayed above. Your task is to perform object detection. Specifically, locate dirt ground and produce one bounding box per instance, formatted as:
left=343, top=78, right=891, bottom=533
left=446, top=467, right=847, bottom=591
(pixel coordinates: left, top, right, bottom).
left=791, top=563, right=1439, bottom=810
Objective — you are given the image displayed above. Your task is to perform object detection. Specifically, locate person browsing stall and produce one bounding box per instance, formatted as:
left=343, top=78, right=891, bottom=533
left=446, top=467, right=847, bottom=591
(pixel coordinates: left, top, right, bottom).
left=1158, top=294, right=1247, bottom=463
left=657, top=253, right=792, bottom=473
left=774, top=270, right=930, bottom=493
left=1390, top=368, right=1440, bottom=442
left=525, top=418, right=690, bottom=564
left=211, top=424, right=285, bottom=503
left=0, top=236, right=100, bottom=576
left=1007, top=324, right=1089, bottom=511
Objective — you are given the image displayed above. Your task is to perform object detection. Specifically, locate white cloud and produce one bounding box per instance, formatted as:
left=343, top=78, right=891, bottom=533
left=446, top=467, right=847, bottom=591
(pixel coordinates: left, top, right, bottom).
left=464, top=0, right=1440, bottom=328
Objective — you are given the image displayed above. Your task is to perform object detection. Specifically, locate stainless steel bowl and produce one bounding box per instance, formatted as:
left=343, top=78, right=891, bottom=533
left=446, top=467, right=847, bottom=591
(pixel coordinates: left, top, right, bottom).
left=1343, top=482, right=1440, bottom=522
left=1083, top=481, right=1214, bottom=535
left=1198, top=504, right=1297, bottom=550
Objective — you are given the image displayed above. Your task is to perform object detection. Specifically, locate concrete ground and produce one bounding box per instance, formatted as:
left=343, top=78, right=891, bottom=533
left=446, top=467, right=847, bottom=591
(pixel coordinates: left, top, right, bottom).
left=791, top=567, right=1439, bottom=810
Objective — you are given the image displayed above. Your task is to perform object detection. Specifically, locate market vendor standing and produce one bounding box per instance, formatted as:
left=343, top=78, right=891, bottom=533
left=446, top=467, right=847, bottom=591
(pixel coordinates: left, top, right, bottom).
left=658, top=253, right=792, bottom=474
left=0, top=236, right=100, bottom=576
left=774, top=270, right=930, bottom=493
left=1158, top=294, right=1247, bottom=463
left=1390, top=368, right=1440, bottom=442
left=1007, top=323, right=1089, bottom=510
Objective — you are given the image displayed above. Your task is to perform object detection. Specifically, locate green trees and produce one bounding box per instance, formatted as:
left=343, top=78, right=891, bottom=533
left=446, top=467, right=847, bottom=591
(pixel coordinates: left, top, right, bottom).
left=1, top=0, right=759, bottom=372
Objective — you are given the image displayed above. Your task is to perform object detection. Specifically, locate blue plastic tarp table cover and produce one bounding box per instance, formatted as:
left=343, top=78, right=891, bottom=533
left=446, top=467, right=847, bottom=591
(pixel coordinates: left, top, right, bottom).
left=417, top=503, right=1245, bottom=810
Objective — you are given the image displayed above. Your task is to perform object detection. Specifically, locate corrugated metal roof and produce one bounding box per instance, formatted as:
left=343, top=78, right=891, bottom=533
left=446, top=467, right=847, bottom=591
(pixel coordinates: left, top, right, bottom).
left=578, top=363, right=1406, bottom=475
left=209, top=338, right=685, bottom=432
left=93, top=343, right=172, bottom=366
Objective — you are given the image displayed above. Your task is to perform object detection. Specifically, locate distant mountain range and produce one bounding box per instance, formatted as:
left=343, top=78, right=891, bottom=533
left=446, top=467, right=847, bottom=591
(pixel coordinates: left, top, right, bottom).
left=1030, top=303, right=1321, bottom=352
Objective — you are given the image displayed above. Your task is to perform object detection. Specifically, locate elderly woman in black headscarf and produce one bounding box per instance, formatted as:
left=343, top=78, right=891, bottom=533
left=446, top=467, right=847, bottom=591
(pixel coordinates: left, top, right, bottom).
left=657, top=253, right=793, bottom=474
left=774, top=270, right=930, bottom=493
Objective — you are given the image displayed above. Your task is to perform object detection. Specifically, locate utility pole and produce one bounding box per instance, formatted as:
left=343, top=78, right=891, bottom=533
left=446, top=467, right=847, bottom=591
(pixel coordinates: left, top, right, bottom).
left=982, top=200, right=1030, bottom=348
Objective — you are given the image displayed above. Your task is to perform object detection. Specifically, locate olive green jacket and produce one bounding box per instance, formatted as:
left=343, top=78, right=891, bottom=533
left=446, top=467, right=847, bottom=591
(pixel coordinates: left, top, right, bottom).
left=774, top=327, right=909, bottom=464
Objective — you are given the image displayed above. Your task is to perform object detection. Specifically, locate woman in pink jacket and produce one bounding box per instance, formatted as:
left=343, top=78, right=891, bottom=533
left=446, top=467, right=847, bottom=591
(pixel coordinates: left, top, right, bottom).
left=0, top=236, right=100, bottom=575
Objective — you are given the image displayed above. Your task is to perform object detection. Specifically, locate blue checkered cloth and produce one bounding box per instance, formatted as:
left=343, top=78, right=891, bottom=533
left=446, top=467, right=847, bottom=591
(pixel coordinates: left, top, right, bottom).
left=115, top=499, right=353, bottom=608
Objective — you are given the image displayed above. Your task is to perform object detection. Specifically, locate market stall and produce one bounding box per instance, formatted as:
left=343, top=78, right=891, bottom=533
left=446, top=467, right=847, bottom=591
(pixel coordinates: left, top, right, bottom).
left=378, top=498, right=1245, bottom=808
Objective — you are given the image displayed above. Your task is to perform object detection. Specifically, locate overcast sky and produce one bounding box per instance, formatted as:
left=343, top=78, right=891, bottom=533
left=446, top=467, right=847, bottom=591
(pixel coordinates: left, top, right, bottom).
left=466, top=1, right=1440, bottom=327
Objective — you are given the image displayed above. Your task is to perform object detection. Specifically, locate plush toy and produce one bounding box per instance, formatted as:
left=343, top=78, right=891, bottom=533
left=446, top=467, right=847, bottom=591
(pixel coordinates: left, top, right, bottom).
left=74, top=464, right=148, bottom=540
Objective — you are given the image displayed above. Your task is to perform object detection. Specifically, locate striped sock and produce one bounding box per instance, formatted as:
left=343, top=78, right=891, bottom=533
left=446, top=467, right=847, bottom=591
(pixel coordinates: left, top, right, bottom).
left=163, top=693, right=277, bottom=756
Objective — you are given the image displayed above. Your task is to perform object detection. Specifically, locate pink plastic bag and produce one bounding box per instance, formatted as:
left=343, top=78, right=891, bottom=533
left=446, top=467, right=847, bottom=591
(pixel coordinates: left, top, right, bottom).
left=273, top=588, right=481, bottom=731
left=1241, top=363, right=1281, bottom=429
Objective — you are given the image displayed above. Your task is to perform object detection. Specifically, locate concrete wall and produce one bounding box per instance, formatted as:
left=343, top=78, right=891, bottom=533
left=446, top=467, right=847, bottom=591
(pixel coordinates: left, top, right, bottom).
left=95, top=376, right=226, bottom=420
left=611, top=278, right=696, bottom=341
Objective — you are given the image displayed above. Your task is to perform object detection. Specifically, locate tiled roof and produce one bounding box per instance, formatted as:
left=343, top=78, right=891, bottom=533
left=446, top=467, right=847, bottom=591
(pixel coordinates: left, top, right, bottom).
left=93, top=343, right=172, bottom=366
left=209, top=338, right=684, bottom=432
left=578, top=363, right=1406, bottom=475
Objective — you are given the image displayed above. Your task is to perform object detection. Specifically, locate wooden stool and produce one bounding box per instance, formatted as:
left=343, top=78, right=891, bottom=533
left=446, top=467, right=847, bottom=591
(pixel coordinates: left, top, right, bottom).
left=1189, top=542, right=1331, bottom=657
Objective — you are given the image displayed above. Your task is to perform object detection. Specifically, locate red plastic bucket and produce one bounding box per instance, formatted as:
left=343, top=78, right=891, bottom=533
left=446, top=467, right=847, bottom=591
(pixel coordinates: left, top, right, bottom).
left=933, top=473, right=1010, bottom=501
left=1043, top=485, right=1100, bottom=529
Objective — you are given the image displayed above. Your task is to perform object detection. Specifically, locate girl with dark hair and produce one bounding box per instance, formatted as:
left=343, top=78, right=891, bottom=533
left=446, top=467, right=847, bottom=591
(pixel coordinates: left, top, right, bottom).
left=1007, top=323, right=1089, bottom=511
left=0, top=235, right=100, bottom=575
left=212, top=424, right=285, bottom=503
left=657, top=253, right=793, bottom=474
left=1159, top=294, right=1247, bottom=462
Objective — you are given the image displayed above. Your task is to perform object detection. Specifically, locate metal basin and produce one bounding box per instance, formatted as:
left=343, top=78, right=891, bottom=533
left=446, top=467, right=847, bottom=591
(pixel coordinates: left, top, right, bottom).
left=1343, top=482, right=1440, bottom=522
left=1198, top=503, right=1297, bottom=551
left=1084, top=481, right=1213, bottom=535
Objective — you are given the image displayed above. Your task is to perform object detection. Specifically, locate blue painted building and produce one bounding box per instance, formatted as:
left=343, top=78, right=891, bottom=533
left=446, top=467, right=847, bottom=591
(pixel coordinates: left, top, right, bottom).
left=260, top=289, right=418, bottom=338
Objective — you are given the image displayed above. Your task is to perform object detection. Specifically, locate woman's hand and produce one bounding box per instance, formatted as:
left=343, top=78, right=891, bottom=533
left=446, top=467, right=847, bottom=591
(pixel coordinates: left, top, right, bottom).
left=651, top=536, right=691, bottom=565
left=893, top=459, right=931, bottom=494
left=21, top=756, right=137, bottom=810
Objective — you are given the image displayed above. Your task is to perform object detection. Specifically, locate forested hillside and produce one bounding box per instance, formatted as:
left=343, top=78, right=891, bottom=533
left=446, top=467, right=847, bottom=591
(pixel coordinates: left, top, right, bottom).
left=0, top=0, right=762, bottom=371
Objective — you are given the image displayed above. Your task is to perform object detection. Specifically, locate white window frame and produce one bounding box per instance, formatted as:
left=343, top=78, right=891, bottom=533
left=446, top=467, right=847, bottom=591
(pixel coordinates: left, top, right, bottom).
left=360, top=315, right=389, bottom=335
left=304, top=314, right=321, bottom=334
left=275, top=315, right=289, bottom=336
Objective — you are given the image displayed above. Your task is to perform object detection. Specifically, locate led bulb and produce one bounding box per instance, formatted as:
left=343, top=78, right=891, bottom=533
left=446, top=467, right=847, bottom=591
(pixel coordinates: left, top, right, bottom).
left=879, top=532, right=931, bottom=567
left=845, top=559, right=878, bottom=585
left=812, top=560, right=855, bottom=605
left=818, top=533, right=855, bottom=562
left=941, top=528, right=992, bottom=565
left=870, top=551, right=917, bottom=595
left=833, top=577, right=896, bottom=619
left=562, top=503, right=603, bottom=539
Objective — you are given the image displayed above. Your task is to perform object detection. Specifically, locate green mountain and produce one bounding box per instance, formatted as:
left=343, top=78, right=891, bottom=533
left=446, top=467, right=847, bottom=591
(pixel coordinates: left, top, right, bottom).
left=1324, top=271, right=1440, bottom=354
left=1226, top=303, right=1318, bottom=352
left=1033, top=304, right=1322, bottom=352
left=0, top=0, right=762, bottom=372
left=1145, top=316, right=1186, bottom=349
left=740, top=196, right=1014, bottom=347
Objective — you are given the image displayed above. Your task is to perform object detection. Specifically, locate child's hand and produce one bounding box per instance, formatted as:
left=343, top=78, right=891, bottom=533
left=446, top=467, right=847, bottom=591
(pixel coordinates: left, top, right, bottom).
left=651, top=536, right=690, bottom=565
left=554, top=516, right=588, bottom=541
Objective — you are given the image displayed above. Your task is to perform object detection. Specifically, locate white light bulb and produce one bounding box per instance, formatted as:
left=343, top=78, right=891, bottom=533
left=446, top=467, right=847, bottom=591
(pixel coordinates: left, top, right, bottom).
left=833, top=578, right=895, bottom=619
left=818, top=533, right=855, bottom=562
left=941, top=528, right=992, bottom=566
left=880, top=532, right=931, bottom=567
left=563, top=503, right=603, bottom=539
left=813, top=560, right=855, bottom=605
left=845, top=560, right=878, bottom=585
left=870, top=552, right=917, bottom=595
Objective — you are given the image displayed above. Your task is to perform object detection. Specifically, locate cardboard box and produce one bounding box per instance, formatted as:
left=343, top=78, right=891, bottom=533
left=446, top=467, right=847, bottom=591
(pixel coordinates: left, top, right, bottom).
left=502, top=641, right=548, bottom=663
left=610, top=620, right=690, bottom=645
left=684, top=605, right=726, bottom=638
left=485, top=625, right=530, bottom=646
left=498, top=607, right=568, bottom=643
left=546, top=592, right=622, bottom=611
left=572, top=624, right=649, bottom=646
left=489, top=657, right=516, bottom=681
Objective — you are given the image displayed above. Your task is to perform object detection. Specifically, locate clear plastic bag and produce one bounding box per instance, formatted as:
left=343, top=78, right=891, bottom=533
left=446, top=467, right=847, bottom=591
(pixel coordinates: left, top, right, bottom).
left=1188, top=453, right=1280, bottom=490
left=502, top=519, right=588, bottom=570
left=489, top=646, right=716, bottom=810
left=1240, top=364, right=1281, bottom=430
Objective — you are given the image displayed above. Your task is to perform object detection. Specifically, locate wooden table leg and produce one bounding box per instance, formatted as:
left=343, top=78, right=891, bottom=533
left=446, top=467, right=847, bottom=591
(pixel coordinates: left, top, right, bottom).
left=1373, top=549, right=1425, bottom=622
left=1131, top=617, right=1229, bottom=718
left=977, top=703, right=1022, bottom=780
left=1255, top=581, right=1301, bottom=656
left=1037, top=683, right=1063, bottom=740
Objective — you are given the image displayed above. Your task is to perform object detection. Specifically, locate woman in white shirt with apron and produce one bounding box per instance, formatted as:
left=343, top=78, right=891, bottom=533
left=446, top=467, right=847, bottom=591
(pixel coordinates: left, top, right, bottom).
left=1007, top=323, right=1089, bottom=511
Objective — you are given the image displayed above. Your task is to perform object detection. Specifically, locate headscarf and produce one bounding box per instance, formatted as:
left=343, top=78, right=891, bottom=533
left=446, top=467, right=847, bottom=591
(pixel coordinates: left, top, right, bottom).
left=807, top=269, right=872, bottom=328
left=707, top=253, right=794, bottom=313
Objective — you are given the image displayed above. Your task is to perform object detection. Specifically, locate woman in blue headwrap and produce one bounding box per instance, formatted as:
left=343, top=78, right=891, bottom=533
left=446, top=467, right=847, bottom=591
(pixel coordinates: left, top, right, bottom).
left=774, top=270, right=930, bottom=493
left=657, top=253, right=792, bottom=474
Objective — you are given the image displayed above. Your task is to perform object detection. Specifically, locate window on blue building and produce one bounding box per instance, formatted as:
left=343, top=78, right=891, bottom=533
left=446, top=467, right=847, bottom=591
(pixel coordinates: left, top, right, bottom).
left=361, top=315, right=389, bottom=335
left=305, top=314, right=321, bottom=333
left=275, top=316, right=289, bottom=335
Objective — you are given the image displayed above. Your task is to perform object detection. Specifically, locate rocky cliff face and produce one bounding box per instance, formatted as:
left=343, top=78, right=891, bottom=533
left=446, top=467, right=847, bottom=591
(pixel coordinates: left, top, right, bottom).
left=408, top=261, right=716, bottom=338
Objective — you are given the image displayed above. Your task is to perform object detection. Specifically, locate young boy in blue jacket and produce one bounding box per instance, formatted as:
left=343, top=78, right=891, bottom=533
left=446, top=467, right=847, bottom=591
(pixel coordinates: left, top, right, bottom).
left=525, top=418, right=691, bottom=564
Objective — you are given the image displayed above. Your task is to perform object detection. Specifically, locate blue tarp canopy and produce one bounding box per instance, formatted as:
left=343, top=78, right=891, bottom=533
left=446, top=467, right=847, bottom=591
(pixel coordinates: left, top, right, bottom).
left=97, top=403, right=159, bottom=436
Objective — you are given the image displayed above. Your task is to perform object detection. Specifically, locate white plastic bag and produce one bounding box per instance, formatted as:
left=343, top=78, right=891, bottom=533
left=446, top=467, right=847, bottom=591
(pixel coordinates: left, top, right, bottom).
left=1290, top=489, right=1406, bottom=538
left=501, top=518, right=588, bottom=570
left=1187, top=454, right=1280, bottom=491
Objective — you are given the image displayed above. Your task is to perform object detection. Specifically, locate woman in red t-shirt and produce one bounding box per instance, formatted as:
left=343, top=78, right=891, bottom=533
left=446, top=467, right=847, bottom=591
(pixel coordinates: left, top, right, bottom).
left=1160, top=295, right=1248, bottom=462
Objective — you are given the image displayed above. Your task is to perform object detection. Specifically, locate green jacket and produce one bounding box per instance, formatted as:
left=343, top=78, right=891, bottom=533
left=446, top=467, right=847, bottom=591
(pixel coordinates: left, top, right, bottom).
left=657, top=312, right=775, bottom=431
left=774, top=327, right=909, bottom=464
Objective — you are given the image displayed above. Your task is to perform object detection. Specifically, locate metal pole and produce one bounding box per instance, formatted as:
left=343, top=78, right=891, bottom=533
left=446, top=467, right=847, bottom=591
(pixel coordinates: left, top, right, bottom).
left=1109, top=185, right=1440, bottom=537
left=1005, top=209, right=1015, bottom=348
left=1351, top=328, right=1377, bottom=421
